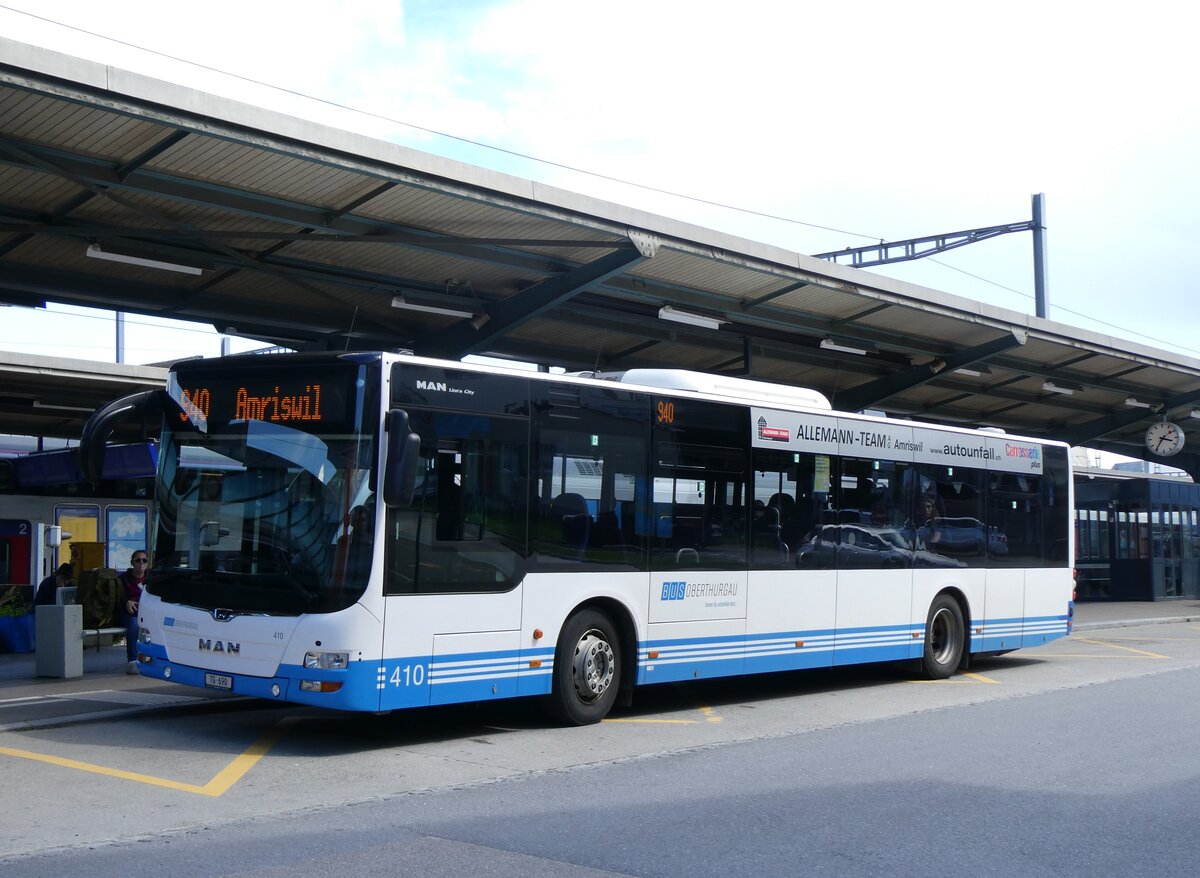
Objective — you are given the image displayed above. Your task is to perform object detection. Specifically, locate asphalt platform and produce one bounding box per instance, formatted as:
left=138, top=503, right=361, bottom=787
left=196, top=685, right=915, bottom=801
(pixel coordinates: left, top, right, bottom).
left=2, top=600, right=1199, bottom=731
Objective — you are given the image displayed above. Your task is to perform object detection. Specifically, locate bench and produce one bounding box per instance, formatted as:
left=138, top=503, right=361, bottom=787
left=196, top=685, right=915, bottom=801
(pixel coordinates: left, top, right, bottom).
left=82, top=626, right=126, bottom=651
left=58, top=586, right=129, bottom=650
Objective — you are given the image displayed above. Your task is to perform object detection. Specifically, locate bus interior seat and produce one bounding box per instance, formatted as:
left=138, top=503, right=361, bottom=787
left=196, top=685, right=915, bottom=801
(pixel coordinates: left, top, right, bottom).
left=672, top=516, right=703, bottom=551
left=753, top=504, right=789, bottom=562
left=617, top=500, right=636, bottom=542
left=768, top=492, right=795, bottom=518
left=768, top=492, right=800, bottom=541
left=592, top=510, right=622, bottom=548
left=551, top=492, right=591, bottom=551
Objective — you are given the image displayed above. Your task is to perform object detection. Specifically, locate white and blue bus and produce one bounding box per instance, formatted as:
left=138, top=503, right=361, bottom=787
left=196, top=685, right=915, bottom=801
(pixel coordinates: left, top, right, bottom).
left=81, top=352, right=1074, bottom=724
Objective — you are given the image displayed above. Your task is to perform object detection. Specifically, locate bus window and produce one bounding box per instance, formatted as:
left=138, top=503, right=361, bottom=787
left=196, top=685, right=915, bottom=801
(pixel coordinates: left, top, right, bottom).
left=832, top=457, right=913, bottom=570
left=651, top=444, right=747, bottom=571
left=385, top=411, right=528, bottom=594
left=988, top=470, right=1043, bottom=568
left=915, top=464, right=987, bottom=568
left=751, top=448, right=806, bottom=570
left=531, top=385, right=648, bottom=570
left=1041, top=445, right=1071, bottom=566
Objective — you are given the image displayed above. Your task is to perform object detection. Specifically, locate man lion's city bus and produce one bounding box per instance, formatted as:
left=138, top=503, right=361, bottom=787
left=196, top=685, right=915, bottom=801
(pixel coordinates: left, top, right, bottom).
left=80, top=352, right=1074, bottom=724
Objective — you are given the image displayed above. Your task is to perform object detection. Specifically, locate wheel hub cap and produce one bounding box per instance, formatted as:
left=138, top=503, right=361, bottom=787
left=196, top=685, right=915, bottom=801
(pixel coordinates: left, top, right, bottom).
left=572, top=630, right=615, bottom=702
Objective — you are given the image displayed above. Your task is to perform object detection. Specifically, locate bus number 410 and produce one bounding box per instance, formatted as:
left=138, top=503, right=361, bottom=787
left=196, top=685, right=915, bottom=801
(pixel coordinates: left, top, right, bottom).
left=390, top=664, right=426, bottom=686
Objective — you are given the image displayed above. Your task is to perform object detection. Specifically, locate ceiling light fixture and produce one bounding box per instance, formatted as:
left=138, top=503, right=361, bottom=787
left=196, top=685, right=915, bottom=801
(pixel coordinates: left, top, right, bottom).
left=954, top=366, right=992, bottom=377
left=86, top=243, right=204, bottom=276
left=1124, top=397, right=1153, bottom=408
left=391, top=295, right=475, bottom=319
left=32, top=400, right=95, bottom=413
left=820, top=337, right=870, bottom=356
left=657, top=305, right=725, bottom=331
left=1042, top=381, right=1076, bottom=395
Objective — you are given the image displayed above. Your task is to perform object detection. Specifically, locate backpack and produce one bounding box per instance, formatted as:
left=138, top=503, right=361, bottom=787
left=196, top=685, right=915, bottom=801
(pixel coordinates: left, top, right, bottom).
left=77, top=567, right=121, bottom=629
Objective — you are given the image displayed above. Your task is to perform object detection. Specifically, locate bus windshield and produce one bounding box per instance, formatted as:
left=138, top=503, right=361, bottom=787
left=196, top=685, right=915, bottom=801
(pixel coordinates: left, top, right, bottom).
left=148, top=359, right=378, bottom=615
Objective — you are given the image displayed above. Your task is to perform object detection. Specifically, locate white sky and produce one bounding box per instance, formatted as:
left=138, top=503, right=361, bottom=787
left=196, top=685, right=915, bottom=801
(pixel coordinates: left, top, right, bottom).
left=1, top=0, right=1199, bottom=368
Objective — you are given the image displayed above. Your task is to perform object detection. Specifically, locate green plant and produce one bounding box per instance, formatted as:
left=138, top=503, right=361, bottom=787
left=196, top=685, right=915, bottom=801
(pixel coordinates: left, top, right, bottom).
left=0, top=587, right=29, bottom=617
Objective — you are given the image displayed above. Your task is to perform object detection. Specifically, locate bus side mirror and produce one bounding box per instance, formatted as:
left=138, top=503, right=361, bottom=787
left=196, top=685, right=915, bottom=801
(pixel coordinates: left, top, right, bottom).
left=78, top=389, right=169, bottom=486
left=383, top=409, right=420, bottom=507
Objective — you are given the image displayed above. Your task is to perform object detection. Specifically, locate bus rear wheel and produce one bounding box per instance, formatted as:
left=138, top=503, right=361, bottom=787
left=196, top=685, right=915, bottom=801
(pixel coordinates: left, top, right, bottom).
left=922, top=593, right=964, bottom=679
left=548, top=609, right=621, bottom=726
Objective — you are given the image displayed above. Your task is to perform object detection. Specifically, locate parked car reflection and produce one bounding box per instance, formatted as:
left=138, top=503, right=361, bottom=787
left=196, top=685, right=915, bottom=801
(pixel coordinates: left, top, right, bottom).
left=917, top=517, right=1008, bottom=556
left=796, top=524, right=963, bottom=569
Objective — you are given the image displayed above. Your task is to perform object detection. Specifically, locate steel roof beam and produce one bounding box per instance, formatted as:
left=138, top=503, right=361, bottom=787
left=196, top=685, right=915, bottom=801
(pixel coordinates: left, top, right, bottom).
left=0, top=264, right=370, bottom=339
left=1059, top=387, right=1200, bottom=445
left=983, top=351, right=1194, bottom=398
left=0, top=138, right=404, bottom=337
left=0, top=130, right=188, bottom=260
left=0, top=136, right=572, bottom=276
left=1084, top=440, right=1200, bottom=482
left=414, top=245, right=647, bottom=360
left=908, top=373, right=1115, bottom=417
left=554, top=300, right=904, bottom=376
left=599, top=274, right=975, bottom=363
left=831, top=330, right=1028, bottom=412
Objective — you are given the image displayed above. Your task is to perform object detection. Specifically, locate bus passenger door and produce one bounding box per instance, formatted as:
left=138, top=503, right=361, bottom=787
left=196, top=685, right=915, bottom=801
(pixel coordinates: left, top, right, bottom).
left=985, top=468, right=1035, bottom=650
left=379, top=405, right=529, bottom=711
left=832, top=456, right=914, bottom=666
left=645, top=400, right=750, bottom=684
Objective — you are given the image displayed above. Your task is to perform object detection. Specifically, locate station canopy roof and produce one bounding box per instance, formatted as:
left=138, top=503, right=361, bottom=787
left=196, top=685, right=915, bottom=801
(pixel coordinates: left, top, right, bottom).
left=0, top=350, right=165, bottom=441
left=2, top=38, right=1200, bottom=471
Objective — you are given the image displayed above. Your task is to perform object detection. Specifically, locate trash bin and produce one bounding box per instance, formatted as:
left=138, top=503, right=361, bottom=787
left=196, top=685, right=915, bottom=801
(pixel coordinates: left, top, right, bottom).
left=0, top=613, right=35, bottom=653
left=35, top=604, right=82, bottom=678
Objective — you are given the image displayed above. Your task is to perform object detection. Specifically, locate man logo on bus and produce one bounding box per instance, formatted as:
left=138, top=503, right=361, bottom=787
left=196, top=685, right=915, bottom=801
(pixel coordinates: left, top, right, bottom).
left=757, top=416, right=790, bottom=442
left=661, top=581, right=687, bottom=601
left=198, top=638, right=240, bottom=655
left=416, top=380, right=448, bottom=392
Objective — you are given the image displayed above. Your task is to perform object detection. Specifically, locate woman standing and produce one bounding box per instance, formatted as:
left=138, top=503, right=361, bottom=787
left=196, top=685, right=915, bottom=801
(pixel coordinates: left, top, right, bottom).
left=119, top=551, right=148, bottom=674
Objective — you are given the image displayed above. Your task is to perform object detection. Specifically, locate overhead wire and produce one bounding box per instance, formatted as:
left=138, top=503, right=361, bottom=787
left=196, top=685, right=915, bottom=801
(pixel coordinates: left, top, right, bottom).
left=0, top=2, right=878, bottom=240
left=0, top=304, right=251, bottom=358
left=2, top=3, right=1198, bottom=358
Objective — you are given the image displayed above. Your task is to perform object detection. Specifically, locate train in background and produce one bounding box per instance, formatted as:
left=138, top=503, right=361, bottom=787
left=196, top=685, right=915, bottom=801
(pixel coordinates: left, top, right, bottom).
left=0, top=437, right=155, bottom=591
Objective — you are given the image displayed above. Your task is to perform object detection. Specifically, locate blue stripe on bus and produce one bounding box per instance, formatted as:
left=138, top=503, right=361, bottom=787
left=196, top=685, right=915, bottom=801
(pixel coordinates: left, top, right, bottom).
left=137, top=614, right=1070, bottom=711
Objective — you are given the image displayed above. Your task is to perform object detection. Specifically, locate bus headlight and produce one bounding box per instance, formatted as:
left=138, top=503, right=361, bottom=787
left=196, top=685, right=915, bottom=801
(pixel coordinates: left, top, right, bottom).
left=139, top=628, right=153, bottom=644
left=304, top=650, right=349, bottom=670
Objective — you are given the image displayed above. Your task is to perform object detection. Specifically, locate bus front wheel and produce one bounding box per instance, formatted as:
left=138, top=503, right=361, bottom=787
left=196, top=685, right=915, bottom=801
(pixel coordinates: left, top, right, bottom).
left=922, top=593, right=964, bottom=679
left=548, top=609, right=621, bottom=726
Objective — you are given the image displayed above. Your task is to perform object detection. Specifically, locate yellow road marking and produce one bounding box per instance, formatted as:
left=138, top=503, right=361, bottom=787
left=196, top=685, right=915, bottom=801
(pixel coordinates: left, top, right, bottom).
left=664, top=683, right=725, bottom=724
left=1091, top=635, right=1198, bottom=642
left=908, top=672, right=998, bottom=684
left=603, top=718, right=697, bottom=724
left=0, top=718, right=293, bottom=797
left=1037, top=653, right=1163, bottom=659
left=962, top=672, right=1000, bottom=684
left=1075, top=637, right=1168, bottom=659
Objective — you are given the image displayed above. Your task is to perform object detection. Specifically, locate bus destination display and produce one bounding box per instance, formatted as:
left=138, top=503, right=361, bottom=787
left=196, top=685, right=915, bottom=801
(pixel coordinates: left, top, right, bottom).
left=169, top=369, right=357, bottom=431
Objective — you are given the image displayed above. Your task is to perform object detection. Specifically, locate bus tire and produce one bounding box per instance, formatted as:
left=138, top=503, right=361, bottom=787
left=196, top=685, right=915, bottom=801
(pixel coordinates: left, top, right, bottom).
left=548, top=609, right=621, bottom=726
left=922, top=593, right=964, bottom=679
